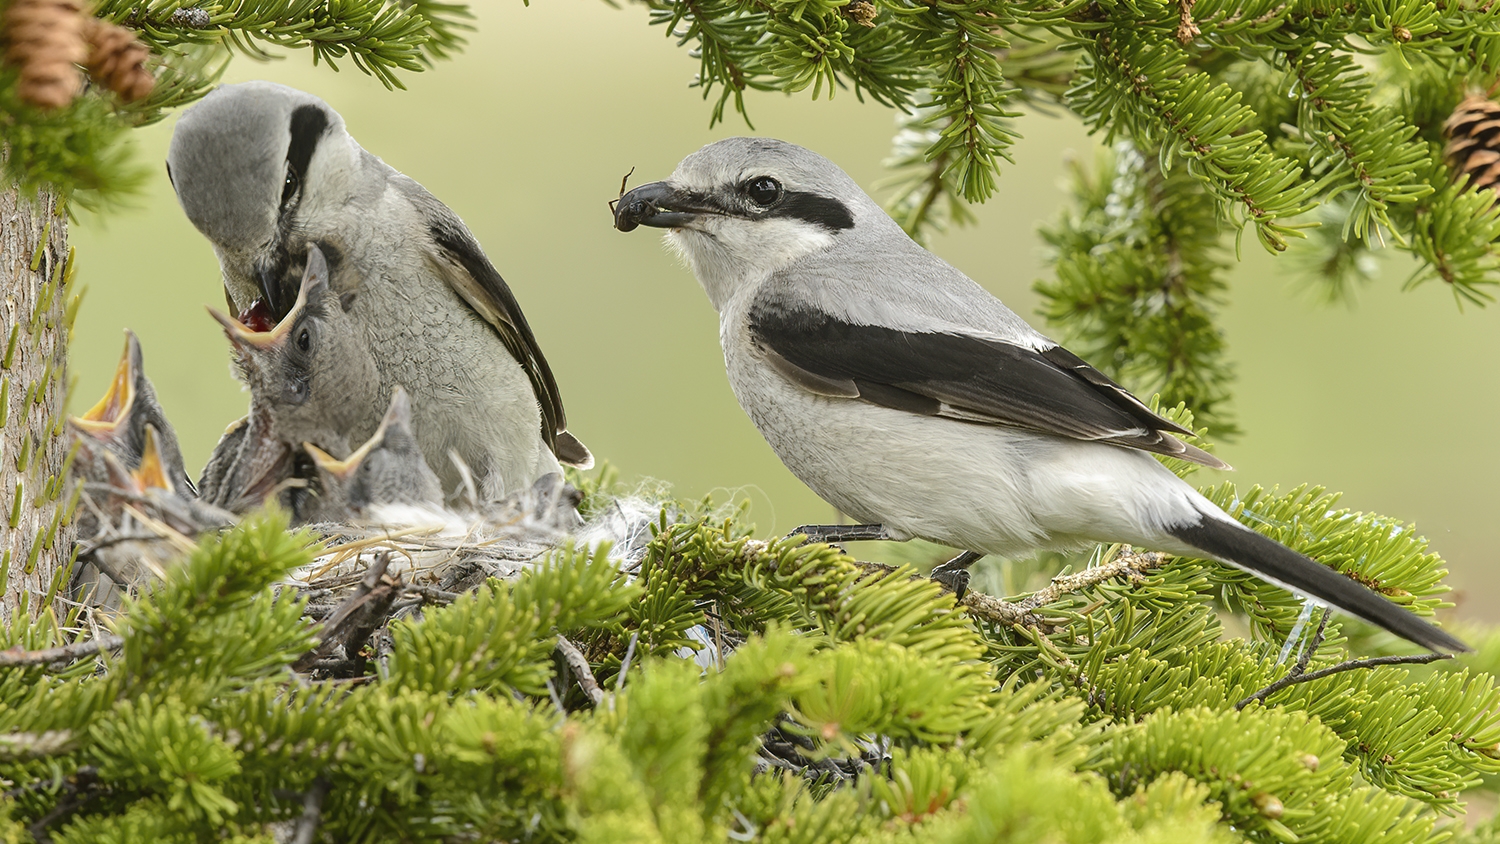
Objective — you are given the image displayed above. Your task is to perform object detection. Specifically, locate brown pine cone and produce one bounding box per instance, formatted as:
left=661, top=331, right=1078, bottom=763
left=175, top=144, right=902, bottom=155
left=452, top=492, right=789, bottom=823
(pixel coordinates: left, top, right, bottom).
left=2, top=0, right=86, bottom=110
left=1444, top=95, right=1500, bottom=194
left=83, top=18, right=153, bottom=102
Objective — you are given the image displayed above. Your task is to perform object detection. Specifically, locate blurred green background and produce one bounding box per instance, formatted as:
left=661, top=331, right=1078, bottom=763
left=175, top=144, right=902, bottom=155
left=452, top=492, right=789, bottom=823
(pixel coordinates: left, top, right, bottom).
left=68, top=3, right=1499, bottom=617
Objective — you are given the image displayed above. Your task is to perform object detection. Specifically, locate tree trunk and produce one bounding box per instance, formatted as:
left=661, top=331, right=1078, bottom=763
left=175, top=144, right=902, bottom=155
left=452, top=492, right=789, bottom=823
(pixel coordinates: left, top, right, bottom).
left=1, top=175, right=75, bottom=623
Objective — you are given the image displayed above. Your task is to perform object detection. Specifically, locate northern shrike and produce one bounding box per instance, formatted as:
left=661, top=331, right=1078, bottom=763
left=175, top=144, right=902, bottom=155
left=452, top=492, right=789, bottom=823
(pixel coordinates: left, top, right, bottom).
left=613, top=136, right=1464, bottom=654
left=167, top=81, right=590, bottom=501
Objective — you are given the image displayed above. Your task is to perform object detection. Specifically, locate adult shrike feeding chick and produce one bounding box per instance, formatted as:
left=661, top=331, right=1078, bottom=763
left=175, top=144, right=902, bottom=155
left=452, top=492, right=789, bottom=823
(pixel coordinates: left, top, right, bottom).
left=167, top=81, right=591, bottom=501
left=613, top=136, right=1464, bottom=654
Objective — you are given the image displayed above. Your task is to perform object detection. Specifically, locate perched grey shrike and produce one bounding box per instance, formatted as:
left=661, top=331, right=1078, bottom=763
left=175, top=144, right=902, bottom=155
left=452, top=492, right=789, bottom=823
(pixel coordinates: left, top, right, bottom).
left=613, top=136, right=1464, bottom=654
left=167, top=81, right=590, bottom=501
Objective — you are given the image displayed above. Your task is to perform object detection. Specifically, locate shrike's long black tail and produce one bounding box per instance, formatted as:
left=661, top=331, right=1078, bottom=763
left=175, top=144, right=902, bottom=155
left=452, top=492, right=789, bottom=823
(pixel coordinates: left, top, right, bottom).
left=1169, top=513, right=1467, bottom=654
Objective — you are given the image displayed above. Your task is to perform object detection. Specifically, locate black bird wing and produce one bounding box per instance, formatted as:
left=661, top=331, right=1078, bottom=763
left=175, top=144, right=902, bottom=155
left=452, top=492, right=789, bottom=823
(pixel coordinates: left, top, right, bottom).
left=424, top=210, right=593, bottom=469
left=747, top=295, right=1226, bottom=470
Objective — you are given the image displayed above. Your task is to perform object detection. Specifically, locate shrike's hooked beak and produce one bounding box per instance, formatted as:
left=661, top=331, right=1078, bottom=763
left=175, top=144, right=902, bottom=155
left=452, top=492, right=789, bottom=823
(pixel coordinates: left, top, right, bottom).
left=614, top=181, right=720, bottom=232
left=255, top=240, right=329, bottom=321
left=207, top=246, right=324, bottom=352
left=257, top=262, right=284, bottom=320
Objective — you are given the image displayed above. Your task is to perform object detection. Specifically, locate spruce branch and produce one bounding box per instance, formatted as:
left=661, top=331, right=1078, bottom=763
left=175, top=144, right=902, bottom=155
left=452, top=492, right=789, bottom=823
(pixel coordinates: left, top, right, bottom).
left=1280, top=46, right=1434, bottom=240
left=0, top=632, right=121, bottom=668
left=881, top=104, right=973, bottom=243
left=962, top=548, right=1168, bottom=631
left=93, top=0, right=472, bottom=90
left=906, top=6, right=1020, bottom=202
left=1235, top=605, right=1333, bottom=709
left=1036, top=144, right=1238, bottom=435
left=649, top=0, right=770, bottom=125
left=26, top=765, right=102, bottom=844
left=0, top=729, right=75, bottom=759
left=1073, top=30, right=1318, bottom=251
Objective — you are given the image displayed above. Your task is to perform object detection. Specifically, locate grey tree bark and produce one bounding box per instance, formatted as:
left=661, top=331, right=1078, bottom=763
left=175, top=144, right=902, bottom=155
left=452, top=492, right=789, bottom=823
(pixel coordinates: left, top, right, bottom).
left=1, top=174, right=75, bottom=622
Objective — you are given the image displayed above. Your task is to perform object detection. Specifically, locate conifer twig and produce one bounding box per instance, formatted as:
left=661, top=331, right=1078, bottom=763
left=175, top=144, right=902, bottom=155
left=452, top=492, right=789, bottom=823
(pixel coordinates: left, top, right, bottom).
left=1236, top=652, right=1452, bottom=709
left=26, top=764, right=99, bottom=844
left=0, top=633, right=122, bottom=668
left=961, top=550, right=1168, bottom=629
left=291, top=777, right=331, bottom=844
left=617, top=631, right=640, bottom=693
left=556, top=635, right=604, bottom=706
left=294, top=552, right=393, bottom=671
left=1237, top=610, right=1452, bottom=709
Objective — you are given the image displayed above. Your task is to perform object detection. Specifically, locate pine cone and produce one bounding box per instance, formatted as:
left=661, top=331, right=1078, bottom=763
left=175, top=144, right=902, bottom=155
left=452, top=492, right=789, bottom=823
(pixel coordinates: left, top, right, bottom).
left=1443, top=95, right=1500, bottom=194
left=2, top=0, right=86, bottom=110
left=83, top=18, right=152, bottom=102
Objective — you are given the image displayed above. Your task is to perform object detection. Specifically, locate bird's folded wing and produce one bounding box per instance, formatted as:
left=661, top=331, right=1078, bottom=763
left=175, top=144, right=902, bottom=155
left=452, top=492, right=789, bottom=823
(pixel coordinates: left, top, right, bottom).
left=425, top=214, right=591, bottom=466
left=747, top=299, right=1228, bottom=470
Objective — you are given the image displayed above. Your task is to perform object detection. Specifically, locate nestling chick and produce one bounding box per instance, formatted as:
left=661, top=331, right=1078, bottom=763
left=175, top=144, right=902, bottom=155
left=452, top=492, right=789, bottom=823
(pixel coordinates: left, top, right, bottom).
left=201, top=244, right=376, bottom=517
left=207, top=243, right=380, bottom=460
left=302, top=387, right=443, bottom=522
left=69, top=330, right=193, bottom=497
left=71, top=425, right=234, bottom=612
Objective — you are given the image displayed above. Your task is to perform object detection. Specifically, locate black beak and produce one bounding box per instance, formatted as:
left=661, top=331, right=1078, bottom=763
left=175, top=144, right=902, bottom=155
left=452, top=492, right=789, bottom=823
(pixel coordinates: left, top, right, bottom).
left=257, top=261, right=284, bottom=318
left=614, top=181, right=719, bottom=232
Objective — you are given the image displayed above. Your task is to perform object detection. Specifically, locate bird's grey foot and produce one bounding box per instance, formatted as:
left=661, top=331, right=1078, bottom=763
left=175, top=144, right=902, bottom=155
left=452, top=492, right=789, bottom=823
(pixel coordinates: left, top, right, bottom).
left=930, top=551, right=985, bottom=599
left=788, top=524, right=892, bottom=551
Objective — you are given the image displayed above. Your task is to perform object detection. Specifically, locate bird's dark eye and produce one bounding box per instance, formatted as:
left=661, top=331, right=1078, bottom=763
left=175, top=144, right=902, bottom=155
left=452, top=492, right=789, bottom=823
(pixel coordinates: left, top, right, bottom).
left=296, top=327, right=311, bottom=352
left=280, top=168, right=300, bottom=208
left=745, top=176, right=782, bottom=207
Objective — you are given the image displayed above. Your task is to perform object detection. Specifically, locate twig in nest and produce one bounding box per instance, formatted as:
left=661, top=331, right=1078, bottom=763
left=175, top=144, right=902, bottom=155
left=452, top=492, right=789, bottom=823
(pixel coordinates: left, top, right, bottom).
left=556, top=636, right=604, bottom=706
left=404, top=584, right=460, bottom=605
left=290, top=777, right=331, bottom=844
left=961, top=550, right=1167, bottom=630
left=0, top=634, right=122, bottom=669
left=26, top=765, right=100, bottom=844
left=294, top=552, right=396, bottom=672
left=1236, top=608, right=1452, bottom=709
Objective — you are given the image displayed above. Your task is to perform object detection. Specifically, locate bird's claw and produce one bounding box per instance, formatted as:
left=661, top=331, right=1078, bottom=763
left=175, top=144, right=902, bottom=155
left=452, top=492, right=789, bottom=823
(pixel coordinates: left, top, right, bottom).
left=930, top=567, right=971, bottom=600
